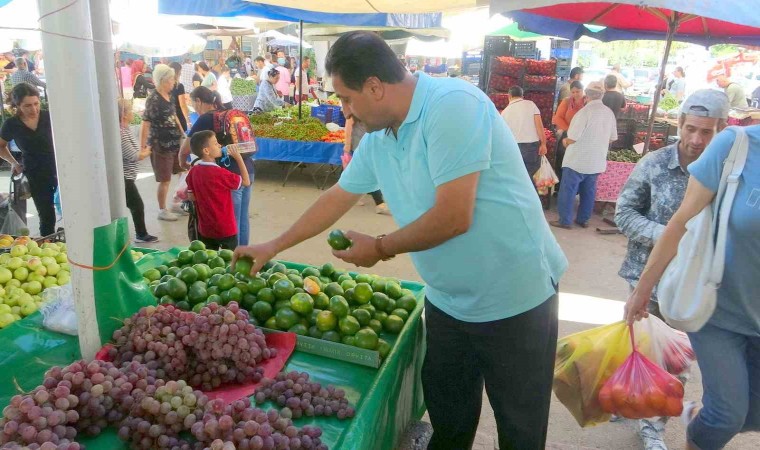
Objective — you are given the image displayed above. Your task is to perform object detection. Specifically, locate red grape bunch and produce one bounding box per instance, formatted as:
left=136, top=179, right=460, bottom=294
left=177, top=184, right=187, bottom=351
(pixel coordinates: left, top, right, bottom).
left=254, top=371, right=355, bottom=420
left=110, top=302, right=274, bottom=390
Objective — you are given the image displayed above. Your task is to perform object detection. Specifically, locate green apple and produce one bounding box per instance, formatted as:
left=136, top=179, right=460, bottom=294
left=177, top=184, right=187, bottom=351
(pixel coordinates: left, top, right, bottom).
left=4, top=296, right=17, bottom=307
left=26, top=240, right=38, bottom=250
left=0, top=286, right=6, bottom=297
left=57, top=243, right=66, bottom=252
left=0, top=267, right=12, bottom=284
left=45, top=263, right=60, bottom=276
left=57, top=272, right=70, bottom=285
left=29, top=247, right=42, bottom=257
left=6, top=279, right=21, bottom=288
left=0, top=254, right=10, bottom=265
left=43, top=276, right=58, bottom=289
left=41, top=256, right=56, bottom=266
left=33, top=266, right=47, bottom=277
left=0, top=312, right=14, bottom=328
left=20, top=282, right=27, bottom=291
left=9, top=306, right=20, bottom=316
left=0, top=304, right=10, bottom=314
left=25, top=281, right=42, bottom=295
left=13, top=267, right=28, bottom=281
left=7, top=257, right=23, bottom=270
left=42, top=243, right=57, bottom=250
left=20, top=302, right=37, bottom=316
left=59, top=262, right=70, bottom=272
left=26, top=257, right=42, bottom=269
left=9, top=246, right=27, bottom=257
left=41, top=248, right=58, bottom=258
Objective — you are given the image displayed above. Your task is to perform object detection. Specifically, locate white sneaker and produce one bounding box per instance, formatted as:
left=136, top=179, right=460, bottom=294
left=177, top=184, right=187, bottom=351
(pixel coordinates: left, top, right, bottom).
left=158, top=209, right=178, bottom=221
left=171, top=203, right=189, bottom=216
left=375, top=203, right=391, bottom=215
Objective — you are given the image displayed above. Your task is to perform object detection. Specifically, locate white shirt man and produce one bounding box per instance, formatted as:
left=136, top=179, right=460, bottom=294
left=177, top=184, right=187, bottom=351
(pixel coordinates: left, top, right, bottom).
left=551, top=81, right=617, bottom=229
left=500, top=86, right=547, bottom=175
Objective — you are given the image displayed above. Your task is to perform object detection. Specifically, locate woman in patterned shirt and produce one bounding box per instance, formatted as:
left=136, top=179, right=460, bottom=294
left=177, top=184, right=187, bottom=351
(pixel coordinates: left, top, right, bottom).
left=139, top=64, right=186, bottom=221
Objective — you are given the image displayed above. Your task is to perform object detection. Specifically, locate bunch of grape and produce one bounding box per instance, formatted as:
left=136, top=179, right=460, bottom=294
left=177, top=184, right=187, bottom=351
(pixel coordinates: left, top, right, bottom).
left=253, top=371, right=355, bottom=420
left=117, top=379, right=209, bottom=450
left=111, top=303, right=274, bottom=390
left=0, top=359, right=155, bottom=448
left=190, top=397, right=327, bottom=450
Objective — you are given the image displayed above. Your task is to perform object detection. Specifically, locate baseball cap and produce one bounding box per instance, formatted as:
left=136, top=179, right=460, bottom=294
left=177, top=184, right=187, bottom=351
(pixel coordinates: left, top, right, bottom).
left=680, top=89, right=730, bottom=119
left=585, top=81, right=604, bottom=93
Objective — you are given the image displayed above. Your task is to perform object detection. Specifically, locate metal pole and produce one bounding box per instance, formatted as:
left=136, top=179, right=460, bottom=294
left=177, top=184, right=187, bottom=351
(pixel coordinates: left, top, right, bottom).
left=90, top=0, right=128, bottom=223
left=298, top=20, right=303, bottom=120
left=643, top=16, right=677, bottom=154
left=38, top=0, right=112, bottom=360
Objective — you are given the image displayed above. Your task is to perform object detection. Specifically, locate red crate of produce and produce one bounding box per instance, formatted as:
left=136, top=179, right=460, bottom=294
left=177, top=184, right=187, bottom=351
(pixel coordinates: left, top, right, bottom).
left=596, top=161, right=637, bottom=202
left=624, top=103, right=651, bottom=121
left=524, top=74, right=557, bottom=92
left=524, top=91, right=554, bottom=113
left=491, top=56, right=526, bottom=77
left=489, top=93, right=510, bottom=110
left=488, top=74, right=520, bottom=92
left=526, top=59, right=557, bottom=76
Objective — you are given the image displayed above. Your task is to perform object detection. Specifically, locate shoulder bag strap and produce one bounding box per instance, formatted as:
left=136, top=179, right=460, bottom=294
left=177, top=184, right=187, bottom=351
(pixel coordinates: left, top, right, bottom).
left=708, top=126, right=749, bottom=287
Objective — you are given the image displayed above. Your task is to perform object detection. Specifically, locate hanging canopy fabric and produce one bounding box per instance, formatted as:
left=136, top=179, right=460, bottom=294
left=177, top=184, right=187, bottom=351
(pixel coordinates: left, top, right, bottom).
left=158, top=0, right=443, bottom=28
left=114, top=19, right=208, bottom=57
left=241, top=0, right=486, bottom=14
left=488, top=22, right=546, bottom=40
left=490, top=0, right=760, bottom=46
left=302, top=24, right=450, bottom=40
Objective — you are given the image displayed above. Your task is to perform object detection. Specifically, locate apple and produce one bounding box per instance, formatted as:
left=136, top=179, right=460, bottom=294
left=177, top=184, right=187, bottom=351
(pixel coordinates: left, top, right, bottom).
left=29, top=247, right=42, bottom=257
left=8, top=287, right=23, bottom=297
left=27, top=257, right=42, bottom=271
left=7, top=257, right=23, bottom=270
left=10, top=245, right=28, bottom=257
left=0, top=313, right=14, bottom=328
left=42, top=243, right=57, bottom=250
left=6, top=279, right=21, bottom=288
left=57, top=243, right=66, bottom=252
left=43, top=276, right=58, bottom=289
left=57, top=272, right=70, bottom=285
left=25, top=281, right=42, bottom=295
left=27, top=273, right=44, bottom=284
left=59, top=263, right=70, bottom=272
left=41, top=256, right=55, bottom=266
left=34, top=266, right=47, bottom=277
left=9, top=306, right=20, bottom=316
left=45, top=263, right=60, bottom=276
left=20, top=302, right=37, bottom=317
left=26, top=240, right=38, bottom=250
left=13, top=267, right=28, bottom=281
left=0, top=267, right=12, bottom=285
left=0, top=254, right=10, bottom=265
left=0, top=304, right=10, bottom=314
left=41, top=248, right=58, bottom=258
left=55, top=253, right=68, bottom=264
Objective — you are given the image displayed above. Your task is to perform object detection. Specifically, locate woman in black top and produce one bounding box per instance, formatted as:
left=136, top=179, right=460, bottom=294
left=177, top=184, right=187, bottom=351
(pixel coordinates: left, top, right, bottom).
left=0, top=83, right=58, bottom=236
left=133, top=61, right=155, bottom=99
left=169, top=62, right=190, bottom=131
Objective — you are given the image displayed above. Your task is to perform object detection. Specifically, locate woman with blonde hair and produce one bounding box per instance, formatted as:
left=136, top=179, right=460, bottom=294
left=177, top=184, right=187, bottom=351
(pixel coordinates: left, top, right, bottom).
left=139, top=64, right=186, bottom=221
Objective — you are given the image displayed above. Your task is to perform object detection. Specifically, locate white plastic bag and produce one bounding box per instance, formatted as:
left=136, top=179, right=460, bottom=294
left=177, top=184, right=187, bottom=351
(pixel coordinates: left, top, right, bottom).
left=533, top=155, right=559, bottom=195
left=633, top=315, right=695, bottom=376
left=173, top=171, right=189, bottom=203
left=0, top=206, right=27, bottom=235
left=40, top=284, right=78, bottom=336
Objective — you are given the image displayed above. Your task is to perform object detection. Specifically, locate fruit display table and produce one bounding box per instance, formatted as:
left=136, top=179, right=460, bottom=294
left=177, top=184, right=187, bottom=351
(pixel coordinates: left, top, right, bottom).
left=0, top=241, right=427, bottom=450
left=596, top=161, right=637, bottom=202
left=254, top=138, right=344, bottom=188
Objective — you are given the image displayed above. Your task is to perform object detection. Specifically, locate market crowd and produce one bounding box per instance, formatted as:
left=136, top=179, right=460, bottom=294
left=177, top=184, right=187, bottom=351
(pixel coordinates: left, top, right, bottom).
left=0, top=33, right=756, bottom=450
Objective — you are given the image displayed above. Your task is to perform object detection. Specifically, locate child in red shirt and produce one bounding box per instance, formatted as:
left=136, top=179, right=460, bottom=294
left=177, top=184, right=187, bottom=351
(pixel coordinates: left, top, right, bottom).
left=186, top=130, right=251, bottom=249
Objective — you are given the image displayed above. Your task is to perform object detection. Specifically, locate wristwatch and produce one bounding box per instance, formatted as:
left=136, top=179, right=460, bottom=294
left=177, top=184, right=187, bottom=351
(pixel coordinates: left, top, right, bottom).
left=375, top=234, right=395, bottom=261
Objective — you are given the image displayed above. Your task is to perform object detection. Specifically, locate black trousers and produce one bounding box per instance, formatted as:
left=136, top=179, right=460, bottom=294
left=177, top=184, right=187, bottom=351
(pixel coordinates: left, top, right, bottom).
left=27, top=172, right=57, bottom=237
left=517, top=141, right=541, bottom=177
left=199, top=234, right=238, bottom=250
left=423, top=292, right=559, bottom=450
left=369, top=190, right=384, bottom=206
left=124, top=178, right=147, bottom=236
left=554, top=131, right=568, bottom=184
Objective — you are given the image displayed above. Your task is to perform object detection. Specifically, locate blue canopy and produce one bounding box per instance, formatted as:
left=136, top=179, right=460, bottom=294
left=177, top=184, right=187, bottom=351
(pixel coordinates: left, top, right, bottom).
left=158, top=0, right=442, bottom=28
left=508, top=11, right=760, bottom=46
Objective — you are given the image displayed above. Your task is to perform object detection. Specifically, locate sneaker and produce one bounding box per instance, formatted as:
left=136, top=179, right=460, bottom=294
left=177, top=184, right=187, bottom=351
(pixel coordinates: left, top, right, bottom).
left=638, top=418, right=668, bottom=450
left=134, top=234, right=159, bottom=244
left=549, top=220, right=572, bottom=229
left=681, top=401, right=699, bottom=427
left=158, top=209, right=178, bottom=221
left=171, top=204, right=189, bottom=216
left=375, top=203, right=391, bottom=215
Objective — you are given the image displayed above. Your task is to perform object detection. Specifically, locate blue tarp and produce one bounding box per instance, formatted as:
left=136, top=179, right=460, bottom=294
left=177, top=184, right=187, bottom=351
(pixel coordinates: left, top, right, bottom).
left=507, top=11, right=760, bottom=46
left=158, top=0, right=442, bottom=28
left=254, top=138, right=343, bottom=165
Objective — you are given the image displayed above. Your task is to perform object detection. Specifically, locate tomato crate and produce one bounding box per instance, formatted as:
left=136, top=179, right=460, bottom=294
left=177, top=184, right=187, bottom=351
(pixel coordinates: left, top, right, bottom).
left=488, top=74, right=520, bottom=92
left=491, top=56, right=525, bottom=77
left=634, top=121, right=670, bottom=150
left=489, top=92, right=510, bottom=110
left=623, top=102, right=651, bottom=121
left=524, top=74, right=557, bottom=91
left=526, top=59, right=557, bottom=76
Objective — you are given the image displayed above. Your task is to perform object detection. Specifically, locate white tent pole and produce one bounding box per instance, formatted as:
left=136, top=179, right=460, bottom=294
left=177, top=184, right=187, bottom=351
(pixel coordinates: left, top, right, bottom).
left=89, top=0, right=128, bottom=223
left=37, top=0, right=113, bottom=360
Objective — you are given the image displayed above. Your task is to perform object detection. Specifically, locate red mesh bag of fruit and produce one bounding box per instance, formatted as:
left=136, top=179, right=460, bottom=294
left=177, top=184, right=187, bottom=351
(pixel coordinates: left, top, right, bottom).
left=489, top=93, right=510, bottom=110
left=526, top=59, right=557, bottom=76
left=488, top=74, right=519, bottom=92
left=633, top=315, right=695, bottom=376
left=598, top=325, right=685, bottom=419
left=491, top=56, right=525, bottom=77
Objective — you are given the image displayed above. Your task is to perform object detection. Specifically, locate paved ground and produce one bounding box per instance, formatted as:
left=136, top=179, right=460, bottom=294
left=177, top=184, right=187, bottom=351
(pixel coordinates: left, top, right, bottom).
left=14, top=160, right=759, bottom=449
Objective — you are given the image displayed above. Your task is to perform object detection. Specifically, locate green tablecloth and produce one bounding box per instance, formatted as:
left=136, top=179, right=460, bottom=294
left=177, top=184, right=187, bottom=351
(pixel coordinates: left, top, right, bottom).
left=0, top=231, right=427, bottom=450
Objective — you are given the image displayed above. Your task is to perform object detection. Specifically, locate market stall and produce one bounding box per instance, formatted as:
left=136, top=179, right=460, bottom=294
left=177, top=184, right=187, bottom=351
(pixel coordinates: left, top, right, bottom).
left=0, top=219, right=427, bottom=449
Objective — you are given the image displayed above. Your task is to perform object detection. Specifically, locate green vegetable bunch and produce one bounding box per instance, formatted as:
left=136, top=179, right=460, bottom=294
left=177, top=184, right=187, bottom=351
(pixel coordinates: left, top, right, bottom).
left=659, top=93, right=679, bottom=112
left=254, top=119, right=328, bottom=142
left=230, top=78, right=257, bottom=96
left=608, top=149, right=642, bottom=163
left=130, top=113, right=143, bottom=126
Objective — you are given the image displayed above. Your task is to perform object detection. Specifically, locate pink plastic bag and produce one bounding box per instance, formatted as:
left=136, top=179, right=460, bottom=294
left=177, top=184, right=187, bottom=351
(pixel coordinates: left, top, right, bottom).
left=598, top=325, right=685, bottom=419
left=633, top=315, right=695, bottom=376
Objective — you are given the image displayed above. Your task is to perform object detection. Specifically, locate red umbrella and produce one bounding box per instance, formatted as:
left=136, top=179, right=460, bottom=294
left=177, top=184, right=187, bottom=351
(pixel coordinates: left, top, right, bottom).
left=490, top=0, right=760, bottom=152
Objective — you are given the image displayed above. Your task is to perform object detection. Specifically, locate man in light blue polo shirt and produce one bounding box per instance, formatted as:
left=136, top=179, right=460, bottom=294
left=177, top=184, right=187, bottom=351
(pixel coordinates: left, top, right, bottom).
left=233, top=31, right=567, bottom=449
